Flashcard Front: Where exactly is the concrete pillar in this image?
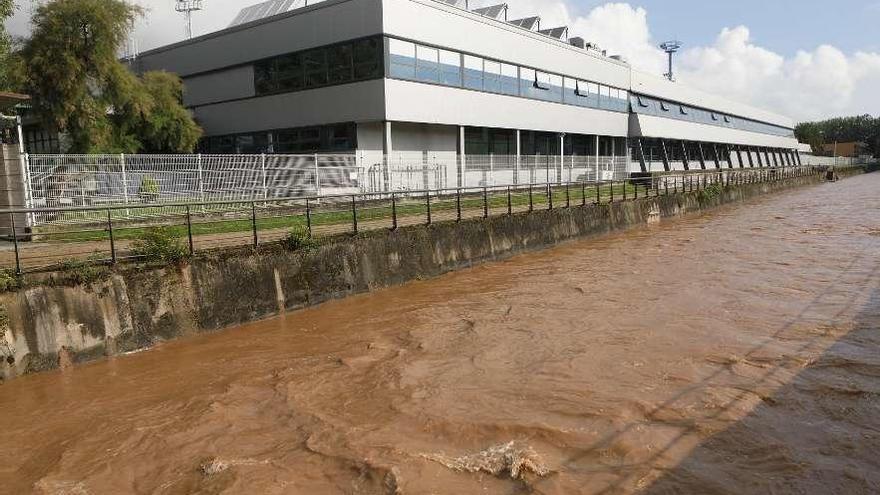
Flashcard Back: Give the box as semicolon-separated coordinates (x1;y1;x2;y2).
610;137;616;179
558;133;565;183
383;121;393;191
595;135;600;181
515;129;521;185
457;125;465;188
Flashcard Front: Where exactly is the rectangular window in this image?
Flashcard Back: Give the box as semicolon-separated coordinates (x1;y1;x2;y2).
353;37;382;79
327;44;353;84
303;48;328;87
463;55;483;90
389;38;416;79
660;101;670;111
275;54;304;92
439;49;461;86
679;105;688;115
483;60;501;93
519;67;535;97
415;45;440;83
500;63;518;95
534;70;551;90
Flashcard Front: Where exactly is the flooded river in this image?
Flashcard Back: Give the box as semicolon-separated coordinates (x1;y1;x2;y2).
2;173;880;494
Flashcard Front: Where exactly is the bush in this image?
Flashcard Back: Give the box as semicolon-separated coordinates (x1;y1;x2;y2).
56;258;108;286
0;270;20;293
280;225;317;252
138;175;160;203
132;226;189;264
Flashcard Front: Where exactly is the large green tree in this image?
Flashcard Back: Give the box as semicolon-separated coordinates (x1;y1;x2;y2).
0;0;15;90
22;0;201;153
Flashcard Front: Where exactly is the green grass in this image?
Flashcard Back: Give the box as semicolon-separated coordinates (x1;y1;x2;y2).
36;182;653;244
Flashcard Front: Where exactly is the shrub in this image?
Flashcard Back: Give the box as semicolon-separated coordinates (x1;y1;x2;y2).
280;225;317;252
138;175;160;203
56;258;108;285
698;183;723;202
132;226;189;264
0;270;20;293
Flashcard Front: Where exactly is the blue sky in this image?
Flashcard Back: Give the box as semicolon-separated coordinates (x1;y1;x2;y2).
611;0;880;56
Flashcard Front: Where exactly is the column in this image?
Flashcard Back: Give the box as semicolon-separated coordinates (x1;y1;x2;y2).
595;135;600;181
515;129;521;185
559;133;565;183
457;125;465;188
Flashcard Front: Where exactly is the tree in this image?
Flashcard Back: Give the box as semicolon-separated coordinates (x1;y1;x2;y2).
0;0;14;90
796;115;880;158
21;0;201;153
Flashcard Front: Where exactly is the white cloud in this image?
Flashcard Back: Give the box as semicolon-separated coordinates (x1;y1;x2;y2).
5;0;880;121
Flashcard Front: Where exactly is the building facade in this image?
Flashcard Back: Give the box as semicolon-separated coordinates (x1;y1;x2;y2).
133;0;803;186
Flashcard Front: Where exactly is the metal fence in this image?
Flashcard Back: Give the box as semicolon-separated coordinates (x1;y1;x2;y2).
22;152;631;227
0;165;830;274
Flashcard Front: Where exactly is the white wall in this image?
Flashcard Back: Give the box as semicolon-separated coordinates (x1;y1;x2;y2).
631;114;800;149
383;0;631;90
385;79;629;137
631;71;793;129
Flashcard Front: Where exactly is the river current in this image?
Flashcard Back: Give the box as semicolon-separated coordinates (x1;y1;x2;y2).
2;173;879;494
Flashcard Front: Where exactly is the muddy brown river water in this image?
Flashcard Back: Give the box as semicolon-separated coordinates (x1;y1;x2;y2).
2;173;880;494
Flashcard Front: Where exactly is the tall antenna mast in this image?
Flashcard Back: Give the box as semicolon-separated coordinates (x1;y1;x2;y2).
175;0;204;40
659;40;682;81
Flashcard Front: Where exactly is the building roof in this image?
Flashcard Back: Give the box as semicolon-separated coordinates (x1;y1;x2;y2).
0;92;29;112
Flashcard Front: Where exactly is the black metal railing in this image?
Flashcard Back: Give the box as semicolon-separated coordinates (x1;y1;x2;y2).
0;166;826;274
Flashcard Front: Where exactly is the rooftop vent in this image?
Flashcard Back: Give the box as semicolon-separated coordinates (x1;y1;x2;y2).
472;3;508;20
609;55;629;64
508;16;540;31
538;26;569;40
569;36;585;49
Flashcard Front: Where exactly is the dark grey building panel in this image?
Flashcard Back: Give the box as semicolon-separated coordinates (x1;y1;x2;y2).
136;0;383;77
192;79;386;136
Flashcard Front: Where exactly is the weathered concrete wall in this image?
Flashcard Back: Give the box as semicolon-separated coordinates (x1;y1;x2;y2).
0;168;866;379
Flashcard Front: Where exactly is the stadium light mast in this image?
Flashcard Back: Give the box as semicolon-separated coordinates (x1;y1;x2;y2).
659;40;682;82
175;0;204;40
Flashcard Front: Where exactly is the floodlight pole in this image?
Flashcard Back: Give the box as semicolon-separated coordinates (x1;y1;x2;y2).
660;40;682;82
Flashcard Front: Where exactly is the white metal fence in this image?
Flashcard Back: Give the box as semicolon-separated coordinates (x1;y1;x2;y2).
22;152;630;226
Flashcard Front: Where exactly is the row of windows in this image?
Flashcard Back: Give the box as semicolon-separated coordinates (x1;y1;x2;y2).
199;123;357;154
254;37;383;96
632;94;795;138
464;127;624;156
388;38;630;113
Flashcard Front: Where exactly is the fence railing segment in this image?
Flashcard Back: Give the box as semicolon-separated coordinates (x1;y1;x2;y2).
0;165;834;274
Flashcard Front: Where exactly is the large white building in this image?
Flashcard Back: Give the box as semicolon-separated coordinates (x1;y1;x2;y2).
133;0;803;186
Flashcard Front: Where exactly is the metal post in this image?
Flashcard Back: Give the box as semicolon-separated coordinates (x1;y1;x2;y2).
351;195;358;233
251;202;258;247
507;186;512;215
314;153;322;196
565;182;570;207
391;193;398;230
529;184;534;211
581;182;586;206
260;153;269;199
10;213;20;275
623;179;627;200
306;198;313;237
595;181;600;204
610;180;614;202
185;205;194;255
426;191;432;225
483;187;488;218
120;153;130;205
456;189;462;221
107;210;116;263
547;183;553;210
196;153;206;203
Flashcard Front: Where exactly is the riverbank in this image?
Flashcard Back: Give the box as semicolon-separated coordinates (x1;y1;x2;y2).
0;166;867;379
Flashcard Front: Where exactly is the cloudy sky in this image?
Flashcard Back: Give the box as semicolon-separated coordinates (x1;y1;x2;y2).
6;0;880;122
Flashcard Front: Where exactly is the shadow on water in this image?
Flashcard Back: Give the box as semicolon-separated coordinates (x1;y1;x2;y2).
530;239;880;495
635;280;880;495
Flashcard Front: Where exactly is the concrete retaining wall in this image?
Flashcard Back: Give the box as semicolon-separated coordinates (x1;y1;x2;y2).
0;168;865;379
